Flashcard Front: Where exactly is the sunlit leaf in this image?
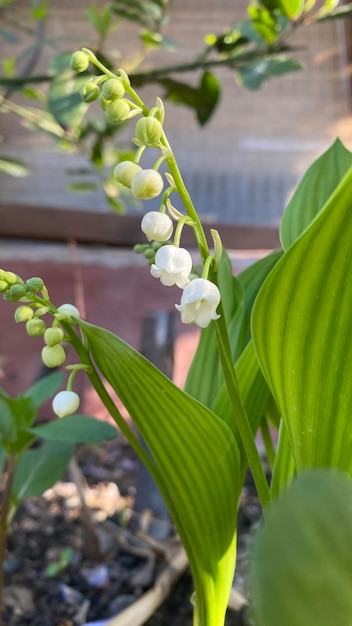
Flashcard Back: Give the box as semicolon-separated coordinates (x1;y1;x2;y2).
79;319;241;626
48;69;88;130
280;138;352;249
252;470;352;626
252;165;352;473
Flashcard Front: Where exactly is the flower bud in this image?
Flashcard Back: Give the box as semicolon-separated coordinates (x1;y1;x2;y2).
0;281;8;293
113;161;142;188
4;272;17;285
131;169;164;200
26;277;44;293
141;211;173;242
80;82;100;103
44;327;65;347
9;284;27;300
105;99;131;124
56;303;80;323
70;51;89;72
26;318;46;337
102;78;125;101
42;344;66;368
135;117;163;145
15;305;34;323
53;390;80;418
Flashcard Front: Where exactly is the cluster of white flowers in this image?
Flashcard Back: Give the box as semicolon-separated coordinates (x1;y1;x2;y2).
141;211;221;328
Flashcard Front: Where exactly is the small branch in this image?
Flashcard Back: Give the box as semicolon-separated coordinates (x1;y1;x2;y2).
104;545;189;626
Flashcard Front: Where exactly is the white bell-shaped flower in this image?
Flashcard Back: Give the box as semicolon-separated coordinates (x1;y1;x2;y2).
53;390;80;418
131;169;164;199
141;211;173;242
151;245;192;288
175;278;221;328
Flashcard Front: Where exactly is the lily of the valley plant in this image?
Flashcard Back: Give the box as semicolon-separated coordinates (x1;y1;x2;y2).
2;42;352;626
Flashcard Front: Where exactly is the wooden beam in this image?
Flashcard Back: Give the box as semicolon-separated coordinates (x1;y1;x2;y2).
0;204;280;250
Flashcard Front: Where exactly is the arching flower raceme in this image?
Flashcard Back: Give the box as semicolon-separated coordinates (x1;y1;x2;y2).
151;246;192;288
175;278;221;328
141;211;173;242
53;390;80;418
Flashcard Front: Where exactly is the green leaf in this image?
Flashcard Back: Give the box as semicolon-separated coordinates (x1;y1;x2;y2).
252;470;352;626
30;414;117;443
23;372;64;410
48;69;88;130
316;2;352;20
158;70;221;126
276;0;305;18
79;319;241;626
248;5;279;44
252;164;352;473
0;157;29;177
280;138;352;249
236;54;302;90
12;440;74;500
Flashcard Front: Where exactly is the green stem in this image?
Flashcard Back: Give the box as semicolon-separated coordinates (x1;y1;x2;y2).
63;325;158;480
213;295;271;510
0;456;17;626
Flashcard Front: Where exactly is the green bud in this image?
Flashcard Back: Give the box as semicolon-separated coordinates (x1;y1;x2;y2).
15;305;34;323
35;306;49;317
135;117;163;146
105;99;131;124
131;169;164;200
26;277;44;293
0;280;9;293
4;271;17;285
80;82;100;103
113;161;142;188
102;78;125;101
42;344;66;368
44;327;65;347
26;318;46;337
9;284;27;300
70;51;89;73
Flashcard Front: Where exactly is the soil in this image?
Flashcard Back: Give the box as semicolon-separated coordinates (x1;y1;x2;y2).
1;437;262;626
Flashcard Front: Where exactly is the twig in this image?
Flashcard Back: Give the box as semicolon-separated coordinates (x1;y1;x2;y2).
104;545;189;626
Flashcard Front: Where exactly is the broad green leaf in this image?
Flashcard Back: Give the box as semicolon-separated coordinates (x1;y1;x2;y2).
252;165;352;473
12;440;74;500
23;371;64;410
280;138;352;249
0;157;29;177
157;70;221;126
30;414;117;443
236;54;302;90
79;319;241;626
252;470;352;626
48;69;88;130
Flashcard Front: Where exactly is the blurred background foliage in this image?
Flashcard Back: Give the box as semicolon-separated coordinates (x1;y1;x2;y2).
0;0;351;213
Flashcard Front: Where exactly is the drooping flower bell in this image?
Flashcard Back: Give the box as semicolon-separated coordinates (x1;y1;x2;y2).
151;245;192;288
175;278;221;328
141;211;173;242
52;390;80;418
131;169;164;200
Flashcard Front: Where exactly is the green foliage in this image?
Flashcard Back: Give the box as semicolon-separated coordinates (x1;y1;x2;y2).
252;470;352;626
0;156;29;177
79;319;241;626
236;55;302;90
